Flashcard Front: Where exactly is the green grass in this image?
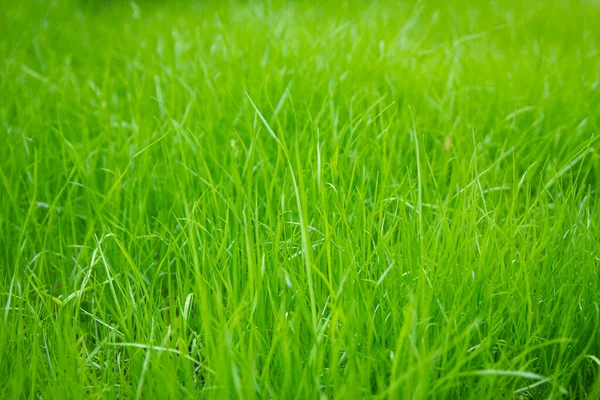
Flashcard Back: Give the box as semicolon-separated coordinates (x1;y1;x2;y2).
1;0;600;398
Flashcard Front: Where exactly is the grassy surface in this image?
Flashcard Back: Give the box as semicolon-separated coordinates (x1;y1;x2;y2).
1;0;600;398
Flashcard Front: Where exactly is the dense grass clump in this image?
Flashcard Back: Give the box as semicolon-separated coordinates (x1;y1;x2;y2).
1;0;599;398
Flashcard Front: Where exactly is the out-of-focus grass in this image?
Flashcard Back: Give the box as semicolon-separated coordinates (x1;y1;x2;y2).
1;0;599;398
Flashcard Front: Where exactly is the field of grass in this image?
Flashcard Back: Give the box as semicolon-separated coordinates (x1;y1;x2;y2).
1;0;600;398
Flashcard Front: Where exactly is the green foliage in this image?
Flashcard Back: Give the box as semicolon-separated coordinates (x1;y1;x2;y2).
1;0;599;398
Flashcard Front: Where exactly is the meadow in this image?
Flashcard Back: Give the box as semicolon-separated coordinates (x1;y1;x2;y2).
1;0;600;398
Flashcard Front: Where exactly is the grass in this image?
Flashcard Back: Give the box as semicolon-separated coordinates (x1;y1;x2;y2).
1;0;599;398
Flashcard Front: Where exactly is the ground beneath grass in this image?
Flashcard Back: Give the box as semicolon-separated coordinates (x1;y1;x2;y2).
1;0;600;398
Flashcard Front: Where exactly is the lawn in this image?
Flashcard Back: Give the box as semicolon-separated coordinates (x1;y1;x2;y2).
1;0;599;398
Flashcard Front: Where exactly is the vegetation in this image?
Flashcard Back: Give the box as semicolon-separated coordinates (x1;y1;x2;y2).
1;0;599;398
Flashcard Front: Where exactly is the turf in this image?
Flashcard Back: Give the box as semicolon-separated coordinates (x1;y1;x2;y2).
1;0;600;398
